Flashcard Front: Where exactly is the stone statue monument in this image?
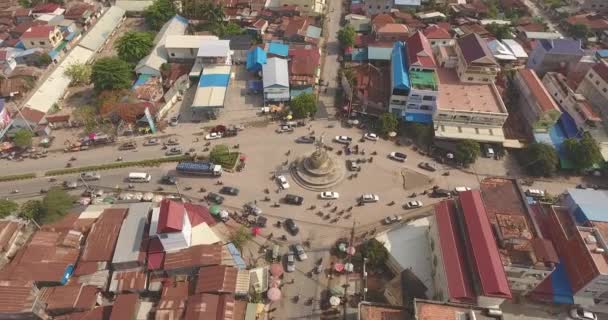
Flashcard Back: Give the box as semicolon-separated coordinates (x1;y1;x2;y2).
292;133;346;190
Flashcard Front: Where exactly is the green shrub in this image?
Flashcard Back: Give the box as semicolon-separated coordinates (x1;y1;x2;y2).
45;155;191;176
0;173;37;182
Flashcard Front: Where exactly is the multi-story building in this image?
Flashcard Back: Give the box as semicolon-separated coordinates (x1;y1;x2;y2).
277;0;325;15
20;25;63;50
581;0;608;13
404;31;438;124
423;25;455;48
513;69;562;134
363;0;393;16
576;62;608;123
434;67;508;143
526;39;584;76
541;189;608;311
454;33;500;84
389;42;411;116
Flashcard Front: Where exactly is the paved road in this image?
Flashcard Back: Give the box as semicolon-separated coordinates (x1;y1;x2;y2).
520;0;563;35
317;0;343;119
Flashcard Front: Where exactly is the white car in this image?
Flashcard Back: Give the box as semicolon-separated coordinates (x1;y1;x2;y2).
526;188;545;198
406;200;423;209
360;194;380;203
143;138;160;146
277;175;290;189
334;136;352;144
454;186;472;193
293;244;308;261
204;132;222;140
276;125;294;133
568;307;597;320
80;172;101;181
364;133;379;141
383;215;402;224
320;191;340;200
389;152;407;162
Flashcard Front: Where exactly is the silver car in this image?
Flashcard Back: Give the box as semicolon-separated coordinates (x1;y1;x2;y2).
286;253;295;272
80;172;101;181
293;244;308;261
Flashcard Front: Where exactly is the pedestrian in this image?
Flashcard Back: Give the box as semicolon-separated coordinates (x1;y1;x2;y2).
254;199;257;205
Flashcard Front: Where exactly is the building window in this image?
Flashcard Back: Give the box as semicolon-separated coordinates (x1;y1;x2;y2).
420;105;431;110
431;41;436;45
377;5;381;9
590;73;594;78
39;41;45;45
467;77;474;81
422;96;435;101
457;126;462;133
482;78;489;82
596;81;600;85
475;128;480;134
368;5;372;8
30;41;34;45
385;5;389;9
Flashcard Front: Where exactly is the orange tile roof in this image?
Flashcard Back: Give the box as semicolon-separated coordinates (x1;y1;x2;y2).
517;69;560;113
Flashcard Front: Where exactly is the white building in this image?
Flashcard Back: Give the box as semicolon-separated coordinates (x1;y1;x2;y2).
135;15;188;76
150;200;192;252
165;35;219;62
263;57;290;102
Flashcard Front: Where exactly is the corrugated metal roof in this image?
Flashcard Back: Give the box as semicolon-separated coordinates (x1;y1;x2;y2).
192;86;227;108
267;42;289;57
112;203;150;267
109;270;148;293
459;190;512;299
263;57;289;88
369;45;393;60
163;244;222;271
42;284;97;313
184;203;216;227
391;42;410;90
136;15;187;75
157;200;183;234
115;0;153;12
184;293;236;320
165;35;218;49
109;293;138;320
0;281;38;314
79;6;125;52
0;221;21;252
196;265;238;294
567;188;608;223
81;209;127;262
196;39;231;57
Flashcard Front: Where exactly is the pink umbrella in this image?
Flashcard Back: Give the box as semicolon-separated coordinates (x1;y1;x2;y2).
334;263;345;272
267;287;281;301
252;227;261;236
270;263;284;277
347;246;356;256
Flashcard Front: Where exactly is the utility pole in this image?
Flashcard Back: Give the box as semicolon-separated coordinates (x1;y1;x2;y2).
342;220;356;320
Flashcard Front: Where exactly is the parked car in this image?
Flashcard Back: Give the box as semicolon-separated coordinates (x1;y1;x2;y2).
276;125;294;133
165;147;182;156
143;138;160;146
320;191;339;199
334;136;352;144
119;142;137;150
165;138;179;146
255;215;267;227
364;133;379;141
285;194;304;205
276;175;290;189
525;189;545;198
63;181;78;189
285;218;299;235
360;194;380;203
80;172;101;181
206;192;225;204
286;253;295;272
405;200;423;209
418;162;436;172
346;159;360;171
293;243;308;260
568;308;597;320
219;186;240;196
160;175;177;185
383;215;402;225
432;188;451;198
389;152;407;162
169;116;179;126
296;135;315;144
205;132;222;140
244;202;263;215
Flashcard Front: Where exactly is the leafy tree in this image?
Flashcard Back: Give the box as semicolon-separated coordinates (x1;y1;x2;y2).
91;57;132;92
65;63;92;86
522;143;559;176
455;139;481;166
41;187;75;223
354;239;388;270
568;23;590;40
0;200;18;218
337;25;356;48
404;122;434;146
377;113;398;136
229;226;252;250
144;0;176;30
563;133;603;170
13;129;33;148
115;31;155;63
486;23;513;40
20;200;43;221
212;22;244;37
290;93;317;118
201;2;225;24
73;105;98;134
37;53;52;66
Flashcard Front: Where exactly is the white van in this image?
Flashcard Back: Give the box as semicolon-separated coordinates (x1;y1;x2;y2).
485;146;495;158
128;172;151;183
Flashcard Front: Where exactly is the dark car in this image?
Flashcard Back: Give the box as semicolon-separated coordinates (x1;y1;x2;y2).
432;188;451;198
418;162;436;172
284;194;304;205
219;186;240;196
160;175;177;185
285;218;300;235
296;135;316;144
255;216;268;228
206;192;225;204
118;142;137;150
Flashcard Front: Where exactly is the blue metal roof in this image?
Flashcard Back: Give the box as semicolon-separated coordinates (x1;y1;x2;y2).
567;188;608;222
539;39;583;55
132;74;152;89
391;42;410;91
226;243;247;270
267;42;289;57
404;112;433;124
550;260;574;304
597;49;608;58
199;74;230;87
351;48;368;61
246;47;267;72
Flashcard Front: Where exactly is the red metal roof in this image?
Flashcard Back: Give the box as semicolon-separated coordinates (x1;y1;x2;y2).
32;3;60;13
185;294;236;320
109;294;138;320
195;265;238;294
157;200;184;234
21;25;55;39
163;244;223;271
81;209;126;262
288;46;320;76
0;281;38;314
423;24;451;39
407;31;436;68
592;61;608;83
459;190;512;299
147;252;165;270
517;69;560;113
184;203;216;227
434;200;476;303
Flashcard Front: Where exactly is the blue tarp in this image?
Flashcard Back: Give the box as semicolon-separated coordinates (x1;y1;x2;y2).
558;112;580;139
247;80;263;92
132;74;152;89
226;243;247;270
551;260;574;304
391;42;410;91
404;112;433;124
351;48;368;61
198;74;230;87
246;47;267;72
268;42;289;57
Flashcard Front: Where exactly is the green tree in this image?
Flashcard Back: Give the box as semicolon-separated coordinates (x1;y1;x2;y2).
37;53;52;66
13;129;33;148
144;0;176;30
20;200;43;221
229;226;252;250
404;122;434;146
201;2;225;24
115;31;155;63
337;25;356;48
0;199;18;218
41;187;75;223
290;93;317;119
73;105;98;134
563;133;603;170
377;113;398;136
486;23;513;40
455;139;481;166
213;22;244;37
65;63;92;86
522;142;559;176
91;57;132;92
568;23;590;40
355;239;388;270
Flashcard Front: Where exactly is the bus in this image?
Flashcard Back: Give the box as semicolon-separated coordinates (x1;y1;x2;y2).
128;172;151;183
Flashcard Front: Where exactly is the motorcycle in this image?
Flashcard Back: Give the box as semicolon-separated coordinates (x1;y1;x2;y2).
116;157;123;162
216;180;223;185
410;192;417;198
443;171;450;176
272;203;280;208
66;163;72;168
128;184;134;189
184;186;192;191
199;187;206;192
69;157;76;161
276;221;282;228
